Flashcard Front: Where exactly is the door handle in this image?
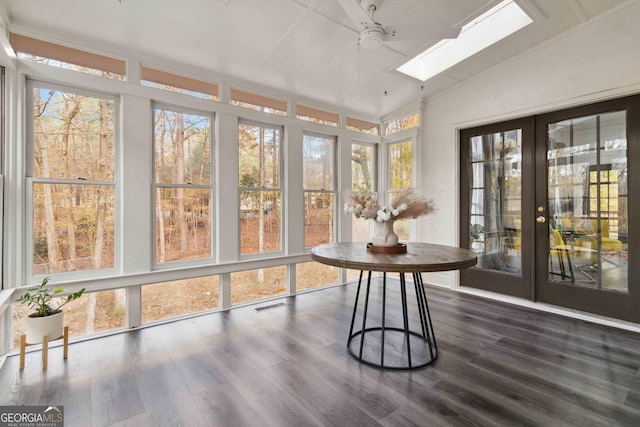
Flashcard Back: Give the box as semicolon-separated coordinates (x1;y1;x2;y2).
536;215;546;223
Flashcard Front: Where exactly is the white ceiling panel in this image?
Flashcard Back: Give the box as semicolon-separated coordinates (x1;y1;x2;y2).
258;11;357;92
1;0;633;118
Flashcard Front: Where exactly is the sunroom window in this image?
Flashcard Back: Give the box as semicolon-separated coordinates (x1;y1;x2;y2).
388;139;413;241
28;82;117;275
153;106;213;264
303;133;336;249
239;121;282;255
351;142;377;242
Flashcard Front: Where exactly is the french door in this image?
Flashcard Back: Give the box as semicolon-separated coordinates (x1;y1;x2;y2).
461;95;639;322
460;118;535;299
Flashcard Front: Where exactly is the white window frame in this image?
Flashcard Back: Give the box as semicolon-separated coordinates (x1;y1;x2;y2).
348;140;378;243
25;79;120;282
383;129;420;241
302;131;337;251
238;118;284;260
0;67;4;290
152;102;215;269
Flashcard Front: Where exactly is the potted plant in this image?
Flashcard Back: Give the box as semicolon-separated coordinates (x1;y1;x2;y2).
469;223;484;251
16;277;85;344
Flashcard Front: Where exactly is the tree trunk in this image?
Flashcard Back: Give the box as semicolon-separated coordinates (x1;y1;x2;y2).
84;292;96;334
111;289;126;318
93;99;110;269
352;147;372;192
61;97;81;270
32;91;60;271
156;188;166;262
176;113;188;255
65;187;77;269
156;112;167;262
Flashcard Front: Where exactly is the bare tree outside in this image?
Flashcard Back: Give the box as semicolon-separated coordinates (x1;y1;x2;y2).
154;108;212;263
32;86;116;275
303;134;335;248
388;140;413;240
239;123;281;256
351;143;377;243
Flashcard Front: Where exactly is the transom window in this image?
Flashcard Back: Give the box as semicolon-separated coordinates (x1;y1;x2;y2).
296;105;338;127
383;113;420;136
347;117;379;135
232;89;287;116
142;67;219;101
13;34;126;81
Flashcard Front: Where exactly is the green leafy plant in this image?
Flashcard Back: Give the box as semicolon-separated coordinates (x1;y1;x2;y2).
469;223;484;241
16;277;85;317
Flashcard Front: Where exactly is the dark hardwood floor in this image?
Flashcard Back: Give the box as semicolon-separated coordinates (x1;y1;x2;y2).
1;278;639;426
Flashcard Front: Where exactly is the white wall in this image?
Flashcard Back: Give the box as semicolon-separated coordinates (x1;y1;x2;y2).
419;1;640;288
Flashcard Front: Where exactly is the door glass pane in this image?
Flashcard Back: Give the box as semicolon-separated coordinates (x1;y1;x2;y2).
468;130;522;274
547;111;628;292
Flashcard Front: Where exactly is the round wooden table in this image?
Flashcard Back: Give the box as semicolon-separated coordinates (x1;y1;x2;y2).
311;242;477;370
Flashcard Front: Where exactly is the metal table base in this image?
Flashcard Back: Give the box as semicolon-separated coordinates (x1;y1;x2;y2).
347;271;438;370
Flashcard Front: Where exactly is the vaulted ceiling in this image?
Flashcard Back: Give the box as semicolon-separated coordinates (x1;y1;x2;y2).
1;0;632;118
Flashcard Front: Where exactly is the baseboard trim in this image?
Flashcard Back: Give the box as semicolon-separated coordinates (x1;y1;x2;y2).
455;285;640;333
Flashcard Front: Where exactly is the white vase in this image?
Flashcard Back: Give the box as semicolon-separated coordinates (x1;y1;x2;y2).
25;310;64;344
371;220;399;247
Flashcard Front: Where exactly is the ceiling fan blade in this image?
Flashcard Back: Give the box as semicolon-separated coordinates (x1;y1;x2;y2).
335;0;375;28
385;25;461;42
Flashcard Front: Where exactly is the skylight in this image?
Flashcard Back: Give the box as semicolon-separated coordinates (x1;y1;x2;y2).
396;0;533;81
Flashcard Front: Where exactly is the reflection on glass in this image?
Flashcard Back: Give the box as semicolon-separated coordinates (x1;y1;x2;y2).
468;129;522;275
547;111;628;292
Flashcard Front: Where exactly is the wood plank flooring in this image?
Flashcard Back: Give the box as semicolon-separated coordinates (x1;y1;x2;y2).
1;278;639;426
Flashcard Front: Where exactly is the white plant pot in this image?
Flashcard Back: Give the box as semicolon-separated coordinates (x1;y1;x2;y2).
25;310;64;344
371;220;399;247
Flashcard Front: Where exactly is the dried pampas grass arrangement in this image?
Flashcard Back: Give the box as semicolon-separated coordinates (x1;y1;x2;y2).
388;189;435;220
344;189;435;222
